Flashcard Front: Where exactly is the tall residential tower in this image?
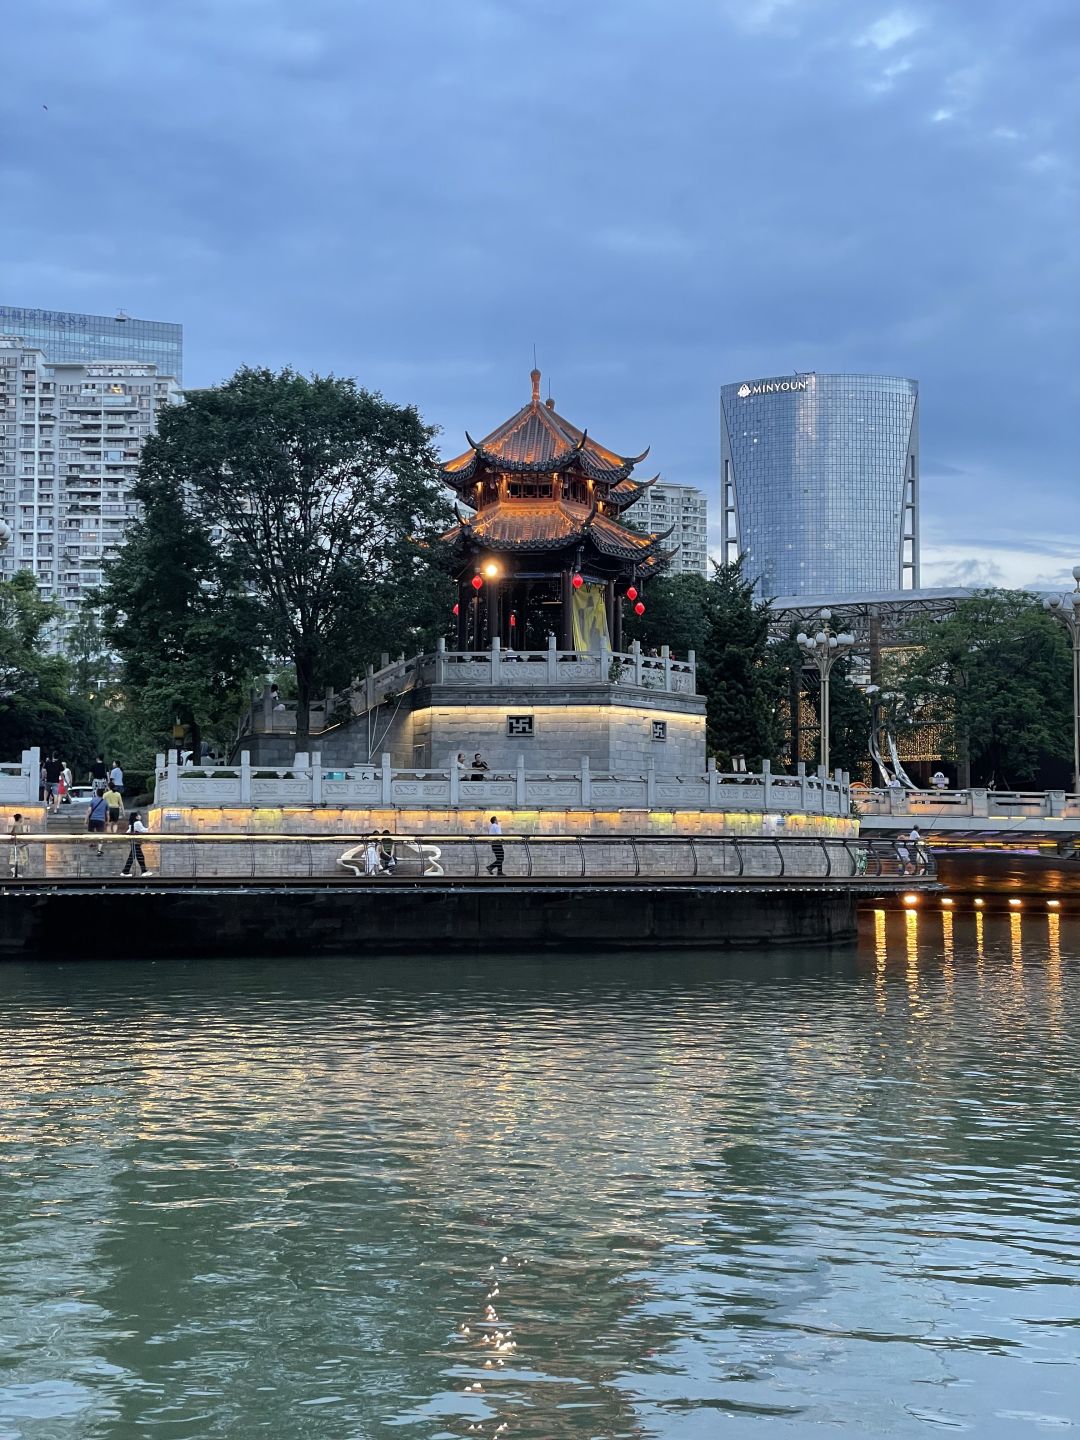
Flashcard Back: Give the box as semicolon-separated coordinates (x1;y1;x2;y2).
0;339;180;637
720;372;918;597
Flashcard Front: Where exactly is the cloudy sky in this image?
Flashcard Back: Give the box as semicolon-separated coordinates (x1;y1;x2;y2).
2;0;1077;587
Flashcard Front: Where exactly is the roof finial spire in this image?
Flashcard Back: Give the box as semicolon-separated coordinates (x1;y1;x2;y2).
530;345;541;404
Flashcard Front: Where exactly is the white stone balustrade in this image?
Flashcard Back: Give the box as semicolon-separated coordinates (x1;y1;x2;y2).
246;638;697;735
155;751;851;816
0;748;41;805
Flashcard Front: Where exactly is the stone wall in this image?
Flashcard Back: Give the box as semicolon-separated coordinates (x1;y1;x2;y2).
245;684;707;776
0;886;859;958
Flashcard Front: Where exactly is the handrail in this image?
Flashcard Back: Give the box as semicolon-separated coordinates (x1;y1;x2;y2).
2;831;933;886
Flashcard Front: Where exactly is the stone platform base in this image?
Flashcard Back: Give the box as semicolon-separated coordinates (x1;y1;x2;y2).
0;881;858;957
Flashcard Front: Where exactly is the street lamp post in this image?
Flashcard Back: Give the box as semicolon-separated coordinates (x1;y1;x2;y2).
796;609;856;775
1044;565;1080;792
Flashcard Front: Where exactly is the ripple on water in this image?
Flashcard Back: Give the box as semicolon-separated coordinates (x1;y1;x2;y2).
0;930;1076;1437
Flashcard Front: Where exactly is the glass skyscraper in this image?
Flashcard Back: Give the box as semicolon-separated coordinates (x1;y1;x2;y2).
0;305;182;383
720;372;918;597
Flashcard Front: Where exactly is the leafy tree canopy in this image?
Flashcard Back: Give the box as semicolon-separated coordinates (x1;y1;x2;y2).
889;589;1072;787
0;571;98;767
141;367;454;747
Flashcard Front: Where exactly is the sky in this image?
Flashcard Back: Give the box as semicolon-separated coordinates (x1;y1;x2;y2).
2;0;1078;589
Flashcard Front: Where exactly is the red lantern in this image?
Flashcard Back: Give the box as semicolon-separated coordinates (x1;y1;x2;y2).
634;601;646;616
571;572;584;590
626;585;638;601
452;602;459;616
509;613;517;628
471;574;483;591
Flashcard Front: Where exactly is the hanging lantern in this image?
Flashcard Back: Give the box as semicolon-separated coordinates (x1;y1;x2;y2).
471;574;484;591
452;602;459;616
571;572;584;590
509;612;517;628
626;585;638;601
634;601;646;616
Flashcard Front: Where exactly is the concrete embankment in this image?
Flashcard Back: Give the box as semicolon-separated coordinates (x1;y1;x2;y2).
0;880;860;958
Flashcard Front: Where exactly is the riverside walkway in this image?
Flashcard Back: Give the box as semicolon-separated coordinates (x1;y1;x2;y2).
0;834;935;959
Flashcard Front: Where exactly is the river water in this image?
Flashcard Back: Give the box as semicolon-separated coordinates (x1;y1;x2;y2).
0;910;1078;1439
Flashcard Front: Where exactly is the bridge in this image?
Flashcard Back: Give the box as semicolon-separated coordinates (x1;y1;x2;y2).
857;787;1080;837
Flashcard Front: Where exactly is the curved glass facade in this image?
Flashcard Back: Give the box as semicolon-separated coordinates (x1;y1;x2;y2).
720;372;918;597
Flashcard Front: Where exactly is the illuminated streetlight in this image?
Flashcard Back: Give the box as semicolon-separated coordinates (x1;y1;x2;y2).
796;609;856;774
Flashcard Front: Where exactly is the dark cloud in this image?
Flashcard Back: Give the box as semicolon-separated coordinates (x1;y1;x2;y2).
2;0;1078;568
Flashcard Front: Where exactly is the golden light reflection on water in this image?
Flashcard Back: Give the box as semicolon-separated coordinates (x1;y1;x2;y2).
941;911;955;1002
1010;912;1024;973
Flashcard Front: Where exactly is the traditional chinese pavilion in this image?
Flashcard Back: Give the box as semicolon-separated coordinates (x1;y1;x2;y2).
441;369;676;651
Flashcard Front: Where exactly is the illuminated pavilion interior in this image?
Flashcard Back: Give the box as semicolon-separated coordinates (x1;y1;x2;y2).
441;369;677;652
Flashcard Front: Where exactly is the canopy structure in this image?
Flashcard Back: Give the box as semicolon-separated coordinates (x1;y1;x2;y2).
441;369;676;650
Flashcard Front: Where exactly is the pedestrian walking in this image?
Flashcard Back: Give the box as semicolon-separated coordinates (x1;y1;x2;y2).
102;781;125;836
120;812;152;877
485;815;505;876
89;755;108;789
8;813;28;878
86;789;110;856
907;825;925;875
109;760;124;796
379;830;397;874
363;833;380;877
44;755;62;812
471;752;489;782
39;760;48;803
60;760;73;803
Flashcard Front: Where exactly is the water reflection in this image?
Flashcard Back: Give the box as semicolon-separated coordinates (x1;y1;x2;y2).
0;926;1076;1437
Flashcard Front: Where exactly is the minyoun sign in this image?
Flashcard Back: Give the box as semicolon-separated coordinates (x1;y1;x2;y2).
736;378;810;397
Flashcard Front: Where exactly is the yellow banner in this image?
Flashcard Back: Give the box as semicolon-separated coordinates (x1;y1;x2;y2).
572;584;609;650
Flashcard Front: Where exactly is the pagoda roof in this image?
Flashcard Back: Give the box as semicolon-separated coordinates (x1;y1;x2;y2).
441;370;649;490
443;498;675;566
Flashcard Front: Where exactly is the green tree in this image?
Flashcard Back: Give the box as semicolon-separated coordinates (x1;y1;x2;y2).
698;559;782;765
146;367;453;748
623;572;708;657
97;463;265;763
0;571;98;766
891;589;1071;787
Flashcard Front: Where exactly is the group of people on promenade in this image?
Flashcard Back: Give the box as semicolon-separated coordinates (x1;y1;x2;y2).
357;818;505;878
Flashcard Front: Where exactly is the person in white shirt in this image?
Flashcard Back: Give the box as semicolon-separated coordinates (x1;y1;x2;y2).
485;816;505;876
906;825;925;875
109;761;124;796
121;812;152;877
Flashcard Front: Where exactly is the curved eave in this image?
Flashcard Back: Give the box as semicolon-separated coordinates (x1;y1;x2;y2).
607;473;660;509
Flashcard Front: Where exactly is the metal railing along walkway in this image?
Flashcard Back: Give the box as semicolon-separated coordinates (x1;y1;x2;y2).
3;833;934;887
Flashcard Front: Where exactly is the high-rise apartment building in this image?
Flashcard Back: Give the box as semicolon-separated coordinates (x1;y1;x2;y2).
0;305;183;384
720;372;918;597
0;338;180;637
628;482;709;577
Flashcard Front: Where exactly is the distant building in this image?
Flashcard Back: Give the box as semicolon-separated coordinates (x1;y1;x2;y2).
0;304;183;385
720;372;918;597
628;482;709;577
0;337;180;640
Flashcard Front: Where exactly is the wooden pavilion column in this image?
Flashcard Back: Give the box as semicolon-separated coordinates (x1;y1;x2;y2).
604;580;615;648
456;579;468;649
560;569;573;650
613;587;623;652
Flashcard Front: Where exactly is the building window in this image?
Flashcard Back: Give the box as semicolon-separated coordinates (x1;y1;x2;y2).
507;714;534;737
